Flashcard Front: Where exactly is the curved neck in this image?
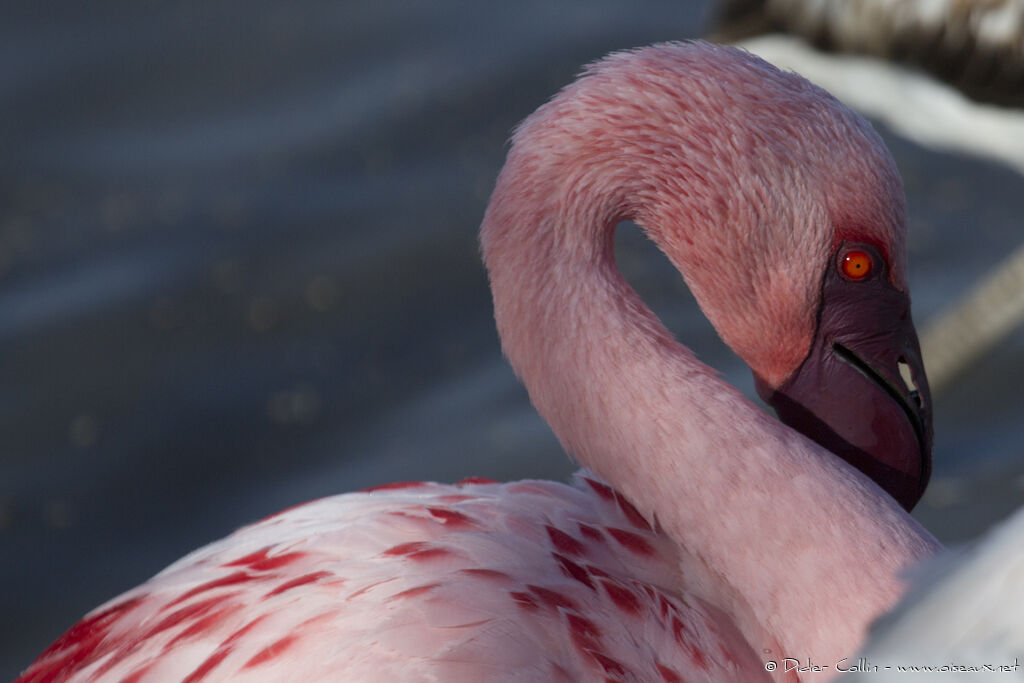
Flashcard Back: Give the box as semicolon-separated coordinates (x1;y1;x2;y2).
480;145;939;672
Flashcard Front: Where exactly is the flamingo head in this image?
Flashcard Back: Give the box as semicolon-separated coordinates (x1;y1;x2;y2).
752;242;932;512
590;44;933;509
493;43;932;509
662;45;934;510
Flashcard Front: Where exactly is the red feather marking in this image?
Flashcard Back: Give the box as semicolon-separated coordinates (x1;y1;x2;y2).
223;615;270;646
243;634;299;669
389;583;441;601
360;481;429;493
585;564;611;579
426;507;478;528
545;525;587;556
455;476;498;486
383;510;426;523
166;571;257;607
577;523;605;542
605;527;655;555
382;541;433;556
509;591;540;611
588;651;627;677
182;645;234;683
165;603;243;648
687;642;710;671
599;579;642;616
388;546;449;562
246;551;307;572
568;628;598;653
33;596;144;665
460;568;511;581
406;546;454;561
121;662;156;683
224;548;272;568
527;585;577;611
34;594;238;680
91;595;243;679
15;598;147;683
582;477;614;501
148;594;239;639
264;571;332;597
657;663;685;683
612;491;653;531
436;494;475;504
659;594;674;620
552;552;595;590
565;612;603;651
671;616;687;644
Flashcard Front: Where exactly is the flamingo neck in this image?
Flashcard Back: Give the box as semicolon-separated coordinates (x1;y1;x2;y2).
480;145;939;672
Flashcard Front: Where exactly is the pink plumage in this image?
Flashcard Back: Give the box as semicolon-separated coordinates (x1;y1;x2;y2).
19;476;766;682
17;42;941;682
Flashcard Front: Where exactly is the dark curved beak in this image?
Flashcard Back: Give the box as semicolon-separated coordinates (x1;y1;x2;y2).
755;266;933;511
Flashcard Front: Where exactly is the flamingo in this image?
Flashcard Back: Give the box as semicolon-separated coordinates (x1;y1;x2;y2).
16;42;941;682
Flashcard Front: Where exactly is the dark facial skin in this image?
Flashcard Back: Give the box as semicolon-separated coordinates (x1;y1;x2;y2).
756;242;932;510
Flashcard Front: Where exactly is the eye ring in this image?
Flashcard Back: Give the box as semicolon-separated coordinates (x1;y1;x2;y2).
839;249;874;281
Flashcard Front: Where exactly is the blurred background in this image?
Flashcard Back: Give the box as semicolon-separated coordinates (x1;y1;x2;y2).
2;1;1022;678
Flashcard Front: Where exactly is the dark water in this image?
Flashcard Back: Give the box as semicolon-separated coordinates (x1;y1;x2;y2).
1;2;1022;678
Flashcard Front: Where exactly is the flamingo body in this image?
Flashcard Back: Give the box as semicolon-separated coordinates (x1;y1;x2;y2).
18;42;942;682
19;476;765;682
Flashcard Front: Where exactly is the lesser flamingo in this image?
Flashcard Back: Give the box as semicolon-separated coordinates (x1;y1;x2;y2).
16;42;940;682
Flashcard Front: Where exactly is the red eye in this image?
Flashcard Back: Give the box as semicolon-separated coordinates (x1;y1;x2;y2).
840;250;873;280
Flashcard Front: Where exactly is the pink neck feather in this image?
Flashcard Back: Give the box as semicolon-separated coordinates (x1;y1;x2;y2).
480;42;937;672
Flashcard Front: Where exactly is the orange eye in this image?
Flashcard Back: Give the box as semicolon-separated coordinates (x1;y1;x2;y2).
840;250;873;280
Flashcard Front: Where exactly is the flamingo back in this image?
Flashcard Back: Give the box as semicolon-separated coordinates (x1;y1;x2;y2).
17;475;770;683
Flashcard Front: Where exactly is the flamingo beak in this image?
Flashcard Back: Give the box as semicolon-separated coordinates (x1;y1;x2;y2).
754;261;933;511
